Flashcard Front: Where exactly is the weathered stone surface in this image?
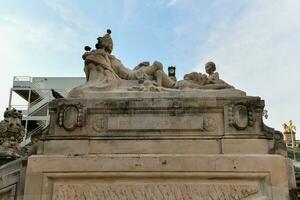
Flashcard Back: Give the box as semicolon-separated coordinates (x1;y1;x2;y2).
107;115;204;131
0;108;26;163
46;91;264;138
52;182;259;200
0;158;27;200
42;139;221;155
222;139;269;154
20;30;296;200
21;89;296;200
24;155;290;200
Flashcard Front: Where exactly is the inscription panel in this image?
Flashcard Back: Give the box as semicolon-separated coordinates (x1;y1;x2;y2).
52;180;263;200
107;115;203;131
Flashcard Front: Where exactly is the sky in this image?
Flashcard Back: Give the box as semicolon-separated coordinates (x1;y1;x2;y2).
0;0;299;136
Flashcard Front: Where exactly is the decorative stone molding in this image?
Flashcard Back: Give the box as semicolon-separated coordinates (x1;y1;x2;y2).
203;117;217;132
228;103;254;130
57;103;86;131
52;182;259;200
92;115;107;132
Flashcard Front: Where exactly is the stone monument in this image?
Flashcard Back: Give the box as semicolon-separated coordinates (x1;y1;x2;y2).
0;108;25;164
0;108;27;200
22;30;296;199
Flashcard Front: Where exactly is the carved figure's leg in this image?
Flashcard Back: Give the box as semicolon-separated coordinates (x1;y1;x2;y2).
144;61;164;86
145;61;175;87
161;73;175;88
155;70;163;87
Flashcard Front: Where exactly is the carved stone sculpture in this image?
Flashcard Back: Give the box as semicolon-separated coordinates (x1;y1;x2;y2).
21;30;296;200
174;61;233;90
68;30;235;97
68;30;175;97
0;108;25;162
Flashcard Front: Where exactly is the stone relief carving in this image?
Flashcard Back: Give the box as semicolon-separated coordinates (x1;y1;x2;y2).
203;117;217;132
228;103;254;130
52;182;260;200
0;108;25;159
264;124;287;157
57;103;85;131
92;115;107;132
174;62;233;90
68;30;234;98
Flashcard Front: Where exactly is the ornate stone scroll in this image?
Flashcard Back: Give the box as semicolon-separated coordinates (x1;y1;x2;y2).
57;103;85;131
228;103;254;130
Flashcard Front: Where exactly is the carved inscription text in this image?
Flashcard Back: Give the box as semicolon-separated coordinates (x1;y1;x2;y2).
52;182;259;200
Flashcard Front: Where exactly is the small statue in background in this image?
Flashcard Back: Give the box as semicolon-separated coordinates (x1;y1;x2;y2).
0;108;25;160
205;61;220;83
282;120;297;148
175;61;233;89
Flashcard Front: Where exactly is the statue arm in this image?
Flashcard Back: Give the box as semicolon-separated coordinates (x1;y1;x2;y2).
109;55;132;79
207;72;220;84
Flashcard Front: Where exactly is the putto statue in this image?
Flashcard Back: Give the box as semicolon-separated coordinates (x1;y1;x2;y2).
0;108;25;159
175;61;233;89
69;29;232;97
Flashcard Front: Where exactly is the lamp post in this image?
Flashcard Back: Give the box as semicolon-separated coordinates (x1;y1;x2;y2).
168;66;176;81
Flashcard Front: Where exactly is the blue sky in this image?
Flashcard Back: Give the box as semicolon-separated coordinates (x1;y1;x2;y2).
0;0;300;134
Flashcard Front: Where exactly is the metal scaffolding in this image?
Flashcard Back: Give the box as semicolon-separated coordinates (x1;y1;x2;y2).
8;76;85;145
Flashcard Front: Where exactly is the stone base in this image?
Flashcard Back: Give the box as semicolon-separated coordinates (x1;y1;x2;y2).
24;154;291;200
0;158;27;200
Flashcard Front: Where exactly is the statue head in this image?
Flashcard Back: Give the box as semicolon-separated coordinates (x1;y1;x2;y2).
0;108;25;145
4;108;22;121
205;61;216;75
96;29;113;54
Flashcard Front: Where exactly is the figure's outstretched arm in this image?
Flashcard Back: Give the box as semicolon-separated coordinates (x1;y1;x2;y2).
109;55;132;79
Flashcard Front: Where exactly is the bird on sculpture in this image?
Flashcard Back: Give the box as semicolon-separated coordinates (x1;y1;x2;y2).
51;89;64;99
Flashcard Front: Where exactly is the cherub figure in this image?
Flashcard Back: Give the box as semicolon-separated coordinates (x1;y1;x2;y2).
205;61;219;83
174;61;233;89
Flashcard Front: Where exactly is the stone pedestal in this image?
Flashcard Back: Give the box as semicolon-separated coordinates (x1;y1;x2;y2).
25;155;291;200
0;158;27;200
23;91;296;199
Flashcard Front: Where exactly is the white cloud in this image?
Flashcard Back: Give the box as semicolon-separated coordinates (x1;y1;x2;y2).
1;15;79;52
122;0;138;25
0;14;83;117
168;0;178;7
43;0;97;32
0;28;17;114
195;0;300;134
